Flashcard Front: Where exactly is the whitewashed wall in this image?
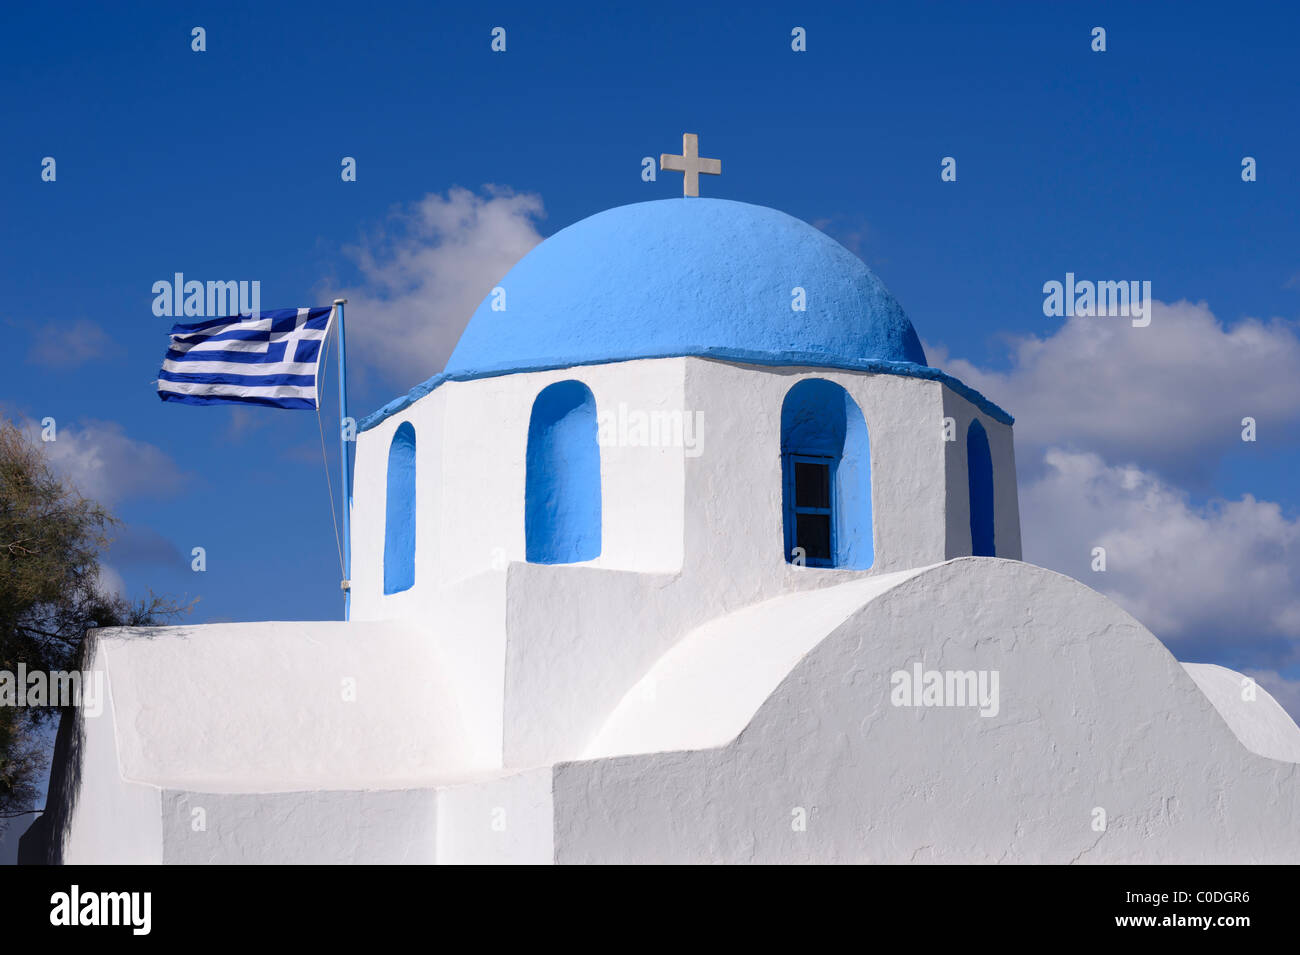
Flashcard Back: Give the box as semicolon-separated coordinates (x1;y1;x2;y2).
350;358;1025;768
552;559;1300;863
351;357;1019;614
61;637;161;864
942;386;1022;560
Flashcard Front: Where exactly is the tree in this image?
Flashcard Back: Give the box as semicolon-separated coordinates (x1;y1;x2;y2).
0;418;190;819
0;706;43;819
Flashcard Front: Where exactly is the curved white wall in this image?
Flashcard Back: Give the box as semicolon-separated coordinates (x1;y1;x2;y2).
552;559;1300;863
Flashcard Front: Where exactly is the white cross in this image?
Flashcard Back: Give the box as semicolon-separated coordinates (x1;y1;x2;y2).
660;133;721;197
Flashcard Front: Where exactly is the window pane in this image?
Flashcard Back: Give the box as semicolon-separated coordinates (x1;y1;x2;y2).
794;461;830;509
796;513;832;561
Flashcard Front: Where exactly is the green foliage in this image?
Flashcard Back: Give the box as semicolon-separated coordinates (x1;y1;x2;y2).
0;705;43;821
0;418;191;816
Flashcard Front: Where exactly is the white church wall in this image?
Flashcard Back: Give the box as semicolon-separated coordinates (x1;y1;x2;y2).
494;355;952;768
160;788;438;864
476;358;992;769
347;410;518;767
425;569;509;765
994;434;1021;559
986;414;1022;561
551;559;1300;863
582;569;931;760
502;564;695;766
350;359;689;622
62;638;162;864
941;389;1023;560
349;386;447;620
1181;662;1300;763
347;357;1021;774
90;621;483;790
435;767;554;864
577;360;688;574
352;356;993;618
437;360;687;580
680;360;951;592
837;368;950;572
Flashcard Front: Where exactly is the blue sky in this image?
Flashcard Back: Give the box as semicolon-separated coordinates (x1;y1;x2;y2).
3;1;1299;709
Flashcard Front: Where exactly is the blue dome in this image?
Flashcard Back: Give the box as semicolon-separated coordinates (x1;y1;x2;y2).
443;198;929;377
360;199;1014;430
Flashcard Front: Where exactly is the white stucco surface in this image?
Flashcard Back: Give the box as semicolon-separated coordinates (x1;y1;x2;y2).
91;620;483;790
553;559;1300;863
161;788;438;864
343;357;1024;771
43;555;1300;863
942;385;1021;560
349;357;1021;627
1182;662;1300;763
61;635;162;865
584;568;929;759
435;768;553;864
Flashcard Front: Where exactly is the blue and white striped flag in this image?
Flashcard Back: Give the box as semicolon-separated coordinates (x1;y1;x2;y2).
157;307;334;409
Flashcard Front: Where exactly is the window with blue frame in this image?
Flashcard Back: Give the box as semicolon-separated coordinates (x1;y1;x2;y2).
785;453;836;566
780;379;873;569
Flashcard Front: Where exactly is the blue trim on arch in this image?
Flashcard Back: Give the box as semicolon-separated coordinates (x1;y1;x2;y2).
525;380;602;564
967;419;996;557
383;422;417;594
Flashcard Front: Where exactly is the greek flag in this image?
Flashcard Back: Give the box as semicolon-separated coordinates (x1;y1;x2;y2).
157;307;334;409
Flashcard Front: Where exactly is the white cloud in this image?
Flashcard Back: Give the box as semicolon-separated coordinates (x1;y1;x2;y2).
95;563;126;599
1021;448;1300;665
931;301;1300;719
220;407;268;443
21;417;186;506
333;186;545;390
26;318;123;368
928;300;1300;481
5;416;185;617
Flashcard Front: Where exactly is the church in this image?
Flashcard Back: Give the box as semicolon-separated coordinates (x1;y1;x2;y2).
28;150;1300;863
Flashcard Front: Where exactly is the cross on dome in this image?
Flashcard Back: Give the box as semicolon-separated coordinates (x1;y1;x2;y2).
660;133;721;197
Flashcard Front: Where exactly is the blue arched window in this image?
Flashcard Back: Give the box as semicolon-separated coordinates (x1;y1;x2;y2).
526;380;601;564
967;419;996;557
780;379;873;569
383;422;417;594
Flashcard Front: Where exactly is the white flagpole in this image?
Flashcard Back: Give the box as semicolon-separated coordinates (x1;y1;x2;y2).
334;298;352;620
